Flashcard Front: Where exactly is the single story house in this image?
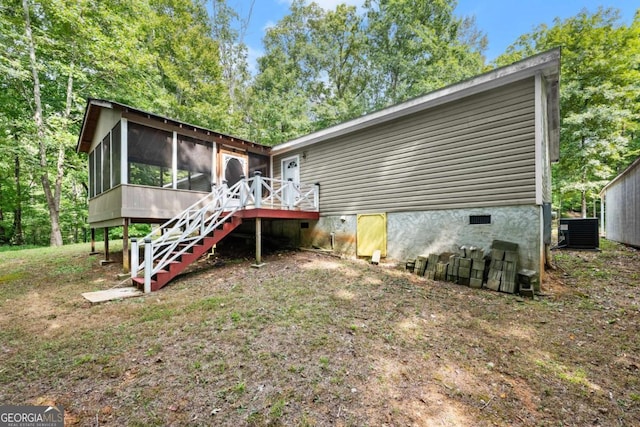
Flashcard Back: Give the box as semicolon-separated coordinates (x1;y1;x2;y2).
599;156;640;247
77;48;560;290
271;48;560;279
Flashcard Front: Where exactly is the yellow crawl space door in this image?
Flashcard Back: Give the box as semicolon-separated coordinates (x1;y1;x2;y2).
356;213;387;257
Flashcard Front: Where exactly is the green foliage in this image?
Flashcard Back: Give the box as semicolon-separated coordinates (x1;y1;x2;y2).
0;0;230;247
4;0;636;248
495;8;640;216
364;0;486;107
249;0;486;145
210;0;252;134
106;224;151;240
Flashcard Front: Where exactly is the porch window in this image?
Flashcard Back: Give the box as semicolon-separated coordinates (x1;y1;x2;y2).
89;122;122;198
102;134;110;191
95;141;102;194
176;134;212;191
249;153;269;177
112;122;121;187
89;151;95;197
127;122;172;188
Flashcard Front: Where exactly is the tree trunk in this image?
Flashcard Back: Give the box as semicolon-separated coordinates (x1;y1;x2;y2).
13;154;23;245
580;136;587;218
0;183;4;244
22;0;63;246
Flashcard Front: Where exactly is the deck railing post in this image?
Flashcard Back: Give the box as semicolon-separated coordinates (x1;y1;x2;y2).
144;237;152;293
239;175;247;208
287;178;295;209
200;207;206;235
131;238;138;278
314;183;320;211
253;171;262;209
222;180;228;206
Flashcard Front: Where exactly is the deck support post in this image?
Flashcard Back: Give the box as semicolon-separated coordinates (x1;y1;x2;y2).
144;237;152;293
251;217;265;268
104;227;109;260
222;180;228;205
89;228;99;255
131;238;138;278
100;227;114;265
122;218;130;273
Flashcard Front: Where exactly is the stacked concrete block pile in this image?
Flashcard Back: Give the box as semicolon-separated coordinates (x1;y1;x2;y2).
423;254;439;279
486;240;519;293
446;246;485;287
517;269;539;297
406;239;533;296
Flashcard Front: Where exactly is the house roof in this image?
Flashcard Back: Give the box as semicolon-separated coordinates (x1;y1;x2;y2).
599;155;640;197
76;98;270;154
272;48;561;156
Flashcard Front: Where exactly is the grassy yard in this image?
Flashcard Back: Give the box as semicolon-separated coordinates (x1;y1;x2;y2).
0;240;639;426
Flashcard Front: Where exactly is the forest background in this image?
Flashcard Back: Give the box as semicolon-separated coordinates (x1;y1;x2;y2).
0;0;638;247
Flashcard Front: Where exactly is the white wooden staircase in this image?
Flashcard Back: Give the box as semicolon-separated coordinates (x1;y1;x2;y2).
131;174;319;292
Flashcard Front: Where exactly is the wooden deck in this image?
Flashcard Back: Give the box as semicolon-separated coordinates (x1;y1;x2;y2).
233;208;319;220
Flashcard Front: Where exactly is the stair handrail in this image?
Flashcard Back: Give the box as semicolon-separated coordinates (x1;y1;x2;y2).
134;179;251;281
132;175;319;291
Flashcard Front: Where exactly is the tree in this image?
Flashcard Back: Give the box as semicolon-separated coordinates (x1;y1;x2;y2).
210;0;253;118
250;0;486;145
306;3;369;129
363;0;486;108
144;0;229;131
1;0;230;246
249;0;325;144
495;8;640;217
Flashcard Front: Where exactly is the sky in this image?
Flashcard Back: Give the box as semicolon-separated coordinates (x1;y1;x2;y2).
227;0;638;72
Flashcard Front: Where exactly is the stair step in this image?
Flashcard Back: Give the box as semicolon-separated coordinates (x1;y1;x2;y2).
132;276;158;290
167;260;183;273
175;251;199;263
132;212;242;292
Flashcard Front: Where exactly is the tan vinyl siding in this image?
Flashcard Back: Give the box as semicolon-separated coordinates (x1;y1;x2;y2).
90;108;121;153
274;79;536;216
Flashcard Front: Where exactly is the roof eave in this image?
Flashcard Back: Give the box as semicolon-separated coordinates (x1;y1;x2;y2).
76;98;270;154
600;156;640;196
76;99;114;153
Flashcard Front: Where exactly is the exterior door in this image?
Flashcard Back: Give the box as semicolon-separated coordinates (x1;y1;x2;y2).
357;213;387;257
281;156;300;206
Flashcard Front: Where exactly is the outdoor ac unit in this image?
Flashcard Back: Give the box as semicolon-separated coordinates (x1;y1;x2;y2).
558;218;599;249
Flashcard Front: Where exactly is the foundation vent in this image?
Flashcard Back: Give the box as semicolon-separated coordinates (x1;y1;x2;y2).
469;215;491;225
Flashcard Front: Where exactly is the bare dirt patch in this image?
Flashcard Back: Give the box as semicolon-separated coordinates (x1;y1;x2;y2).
0;240;639;426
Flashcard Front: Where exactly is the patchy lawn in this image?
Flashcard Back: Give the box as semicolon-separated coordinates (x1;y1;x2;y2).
0;240;639;426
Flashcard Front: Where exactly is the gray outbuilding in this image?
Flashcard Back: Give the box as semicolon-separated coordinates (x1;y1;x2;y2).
600;156;640;248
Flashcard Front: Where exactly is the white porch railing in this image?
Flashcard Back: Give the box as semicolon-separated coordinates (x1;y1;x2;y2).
131;173;319;292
